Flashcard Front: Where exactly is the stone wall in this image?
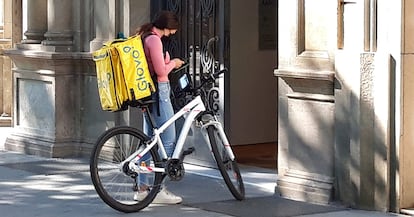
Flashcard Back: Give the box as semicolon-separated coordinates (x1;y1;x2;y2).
4;0;150;157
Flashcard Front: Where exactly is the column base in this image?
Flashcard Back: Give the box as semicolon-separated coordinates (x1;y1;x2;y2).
21;39;43;44
16;43;43;50
42;31;74;52
276;169;334;204
23;31;46;44
41;45;74;52
4;131;83;158
3;48;97;159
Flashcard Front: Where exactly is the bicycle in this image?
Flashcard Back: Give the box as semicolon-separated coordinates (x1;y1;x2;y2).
89;68;245;213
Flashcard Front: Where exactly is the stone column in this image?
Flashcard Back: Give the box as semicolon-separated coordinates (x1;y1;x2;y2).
42;0;73;51
274;0;337;204
90;0;117;51
89;0;150;51
121;0;150;37
22;0;47;44
334;0;394;211
4;0;91;158
3;0;156;158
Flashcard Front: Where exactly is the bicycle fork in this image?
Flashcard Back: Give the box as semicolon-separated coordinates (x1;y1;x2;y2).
201;120;236;161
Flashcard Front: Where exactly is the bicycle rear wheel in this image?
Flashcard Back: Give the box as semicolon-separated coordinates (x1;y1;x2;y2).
207;126;245;200
90;126;163;213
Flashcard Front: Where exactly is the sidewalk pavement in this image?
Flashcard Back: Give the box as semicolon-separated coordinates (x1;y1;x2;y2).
0;127;410;217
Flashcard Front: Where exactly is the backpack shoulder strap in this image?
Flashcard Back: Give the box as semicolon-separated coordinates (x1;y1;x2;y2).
140;31;154;41
140;31;160;116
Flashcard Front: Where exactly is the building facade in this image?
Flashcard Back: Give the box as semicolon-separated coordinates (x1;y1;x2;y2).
1;0;414;214
0;0;15;127
275;0;414;214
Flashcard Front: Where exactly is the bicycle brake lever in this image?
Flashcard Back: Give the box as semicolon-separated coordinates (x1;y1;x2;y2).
213;68;227;78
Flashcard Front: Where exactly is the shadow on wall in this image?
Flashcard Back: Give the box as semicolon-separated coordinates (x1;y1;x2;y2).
277;53;396;210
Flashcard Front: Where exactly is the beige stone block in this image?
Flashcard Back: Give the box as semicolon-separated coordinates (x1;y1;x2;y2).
404;0;414;53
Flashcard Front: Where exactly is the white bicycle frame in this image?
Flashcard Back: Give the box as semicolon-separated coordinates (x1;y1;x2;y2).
122;95;236;174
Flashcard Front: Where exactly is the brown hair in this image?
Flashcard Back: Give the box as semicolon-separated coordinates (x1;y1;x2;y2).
136;11;179;35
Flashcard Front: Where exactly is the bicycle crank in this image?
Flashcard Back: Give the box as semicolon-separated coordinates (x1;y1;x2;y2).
165;159;185;181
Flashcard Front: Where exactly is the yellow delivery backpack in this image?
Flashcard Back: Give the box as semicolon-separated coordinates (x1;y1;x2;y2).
92;35;156;112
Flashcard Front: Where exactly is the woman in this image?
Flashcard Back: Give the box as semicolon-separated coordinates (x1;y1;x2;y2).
134;11;185;204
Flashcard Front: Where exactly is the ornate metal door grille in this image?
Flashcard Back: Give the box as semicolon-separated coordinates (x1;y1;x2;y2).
152;0;228;166
155;0;228;115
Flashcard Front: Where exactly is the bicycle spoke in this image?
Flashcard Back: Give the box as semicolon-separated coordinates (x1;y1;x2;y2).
90;126;163;213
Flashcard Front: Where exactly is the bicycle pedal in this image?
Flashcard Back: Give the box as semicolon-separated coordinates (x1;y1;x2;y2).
182;147;195;156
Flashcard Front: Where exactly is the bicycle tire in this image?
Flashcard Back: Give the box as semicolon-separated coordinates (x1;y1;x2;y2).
90;126;163;213
207;125;245;200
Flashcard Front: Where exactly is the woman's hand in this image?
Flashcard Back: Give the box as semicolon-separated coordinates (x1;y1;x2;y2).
172;58;185;69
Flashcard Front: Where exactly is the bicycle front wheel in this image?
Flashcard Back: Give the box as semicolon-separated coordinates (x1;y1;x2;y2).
90;126;163;213
207;126;245;200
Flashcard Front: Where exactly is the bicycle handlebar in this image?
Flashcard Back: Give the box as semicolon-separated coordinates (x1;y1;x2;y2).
184;68;226;119
192;68;227;91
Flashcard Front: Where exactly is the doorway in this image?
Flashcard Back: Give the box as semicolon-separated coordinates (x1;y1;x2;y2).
153;0;278;170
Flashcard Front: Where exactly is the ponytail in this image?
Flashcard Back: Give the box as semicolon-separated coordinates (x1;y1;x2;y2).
136;23;154;35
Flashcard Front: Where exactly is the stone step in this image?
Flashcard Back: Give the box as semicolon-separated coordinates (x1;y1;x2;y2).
401;208;414;216
0;116;12;127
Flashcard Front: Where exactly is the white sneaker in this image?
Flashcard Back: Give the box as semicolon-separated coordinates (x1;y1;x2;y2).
133;188;182;204
152;188;182;204
133;190;148;201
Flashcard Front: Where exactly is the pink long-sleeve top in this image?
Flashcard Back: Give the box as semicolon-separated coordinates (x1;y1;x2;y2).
143;29;176;82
